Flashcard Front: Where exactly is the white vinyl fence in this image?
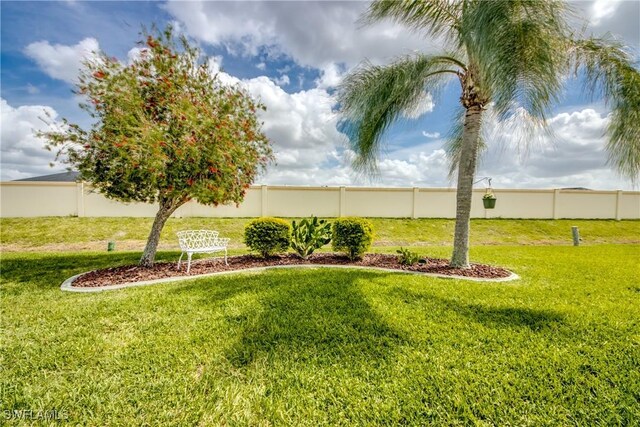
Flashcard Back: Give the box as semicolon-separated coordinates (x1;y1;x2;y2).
1;182;638;219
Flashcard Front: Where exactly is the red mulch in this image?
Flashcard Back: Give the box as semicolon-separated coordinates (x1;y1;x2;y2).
72;253;513;288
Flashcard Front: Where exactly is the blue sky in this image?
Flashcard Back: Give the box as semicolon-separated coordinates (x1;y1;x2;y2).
1;0;639;189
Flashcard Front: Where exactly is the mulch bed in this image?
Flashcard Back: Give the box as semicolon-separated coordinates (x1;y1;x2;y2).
72;253;513;288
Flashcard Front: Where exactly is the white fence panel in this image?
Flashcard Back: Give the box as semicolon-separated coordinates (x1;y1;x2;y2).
1;181;638;219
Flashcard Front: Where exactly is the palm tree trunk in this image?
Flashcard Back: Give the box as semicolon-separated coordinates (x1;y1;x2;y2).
450;105;483;268
139;198;181;267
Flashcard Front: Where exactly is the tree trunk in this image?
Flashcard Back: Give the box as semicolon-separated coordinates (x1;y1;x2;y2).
450;105;484;268
139;198;182;267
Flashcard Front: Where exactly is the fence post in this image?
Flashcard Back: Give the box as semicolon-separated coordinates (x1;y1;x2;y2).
615;190;622;221
76;182;85;217
261;185;268;217
339;186;346;217
552;189;560;219
412;187;419;219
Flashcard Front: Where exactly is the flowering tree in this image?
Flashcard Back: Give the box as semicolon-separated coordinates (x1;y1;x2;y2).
41;27;272;266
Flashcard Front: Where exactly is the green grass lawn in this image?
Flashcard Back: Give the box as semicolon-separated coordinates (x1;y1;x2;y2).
2;242;639;425
1;217;638;251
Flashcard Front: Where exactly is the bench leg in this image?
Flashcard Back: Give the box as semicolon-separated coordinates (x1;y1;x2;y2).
177;252;184;270
224;248;228;265
186;253;193;274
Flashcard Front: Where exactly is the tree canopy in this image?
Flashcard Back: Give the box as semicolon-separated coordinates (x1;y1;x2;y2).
41;26;273;265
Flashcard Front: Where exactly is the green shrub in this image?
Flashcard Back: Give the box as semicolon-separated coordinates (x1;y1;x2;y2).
332;217;374;260
291;216;332;259
244;217;291;257
396;247;420;266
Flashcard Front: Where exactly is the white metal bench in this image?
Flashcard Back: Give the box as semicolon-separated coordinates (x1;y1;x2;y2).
177;230;230;274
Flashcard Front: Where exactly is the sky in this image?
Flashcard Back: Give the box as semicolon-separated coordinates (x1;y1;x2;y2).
1;0;639;190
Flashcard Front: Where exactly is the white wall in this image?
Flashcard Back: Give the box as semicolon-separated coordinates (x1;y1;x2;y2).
266;187;341;217
345;188;414;218
1;182;638;219
0;182;78;217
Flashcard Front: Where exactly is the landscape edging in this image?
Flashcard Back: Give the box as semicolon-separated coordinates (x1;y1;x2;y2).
60;264;520;292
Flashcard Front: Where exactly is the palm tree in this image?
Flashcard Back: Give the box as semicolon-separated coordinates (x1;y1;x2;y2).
338;0;640;268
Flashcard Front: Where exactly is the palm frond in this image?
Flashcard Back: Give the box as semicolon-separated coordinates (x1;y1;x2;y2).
337;54;463;174
445;103;555;182
572;37;640;182
463;0;571;122
363;0;462;44
487;104;552;160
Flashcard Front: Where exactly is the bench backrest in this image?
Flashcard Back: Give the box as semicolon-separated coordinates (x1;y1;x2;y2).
177;230;220;250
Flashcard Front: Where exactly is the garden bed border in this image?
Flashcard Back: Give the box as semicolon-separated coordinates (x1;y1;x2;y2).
61;264;519;292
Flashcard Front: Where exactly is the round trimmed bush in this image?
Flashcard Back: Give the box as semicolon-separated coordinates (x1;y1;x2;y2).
332;217;374;261
244;217;291;257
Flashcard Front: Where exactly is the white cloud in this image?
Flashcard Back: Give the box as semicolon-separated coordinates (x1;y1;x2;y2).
401;93;435;119
590;0;623;26
163;0;436;70
342;107;635;190
242;76;347;173
164;0;639;75
272;74;290;87
205;63;349;184
2;94;633;189
10;21;636;190
24;37;100;84
0;98;65;181
315;63;344;89
261;165;354;186
422;131;441;139
127;47;146;64
160;0;635;189
207;55;224;74
572;0;639;50
477;108;632;190
356;147;452;188
207;56;241;86
8;41;351;185
377;158;422;184
260;147;356;186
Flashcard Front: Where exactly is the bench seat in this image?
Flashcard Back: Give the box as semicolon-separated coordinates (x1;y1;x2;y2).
177;230;230;273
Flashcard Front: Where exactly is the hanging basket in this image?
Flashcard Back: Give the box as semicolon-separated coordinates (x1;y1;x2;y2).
483;197;497;209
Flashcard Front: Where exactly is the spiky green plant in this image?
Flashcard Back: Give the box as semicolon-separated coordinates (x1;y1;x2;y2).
396;247;421;266
291;216;332;259
338;0;640;268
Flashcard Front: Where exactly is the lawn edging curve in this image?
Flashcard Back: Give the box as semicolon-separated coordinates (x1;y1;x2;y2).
61;264;520;292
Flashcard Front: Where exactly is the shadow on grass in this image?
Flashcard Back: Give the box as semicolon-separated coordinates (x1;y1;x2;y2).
388;286;564;331
189;269;410;369
0;251;177;292
169;267;562;373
